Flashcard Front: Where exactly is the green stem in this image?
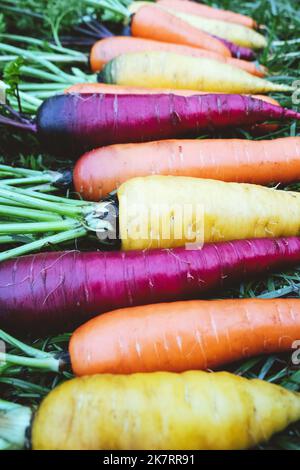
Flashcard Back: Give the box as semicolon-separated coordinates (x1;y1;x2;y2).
18;91;42;107
0;52;87;64
0;220;80;234
0;204;62;221
26;184;58;193
0;43;73;81
19;65;69;84
0;33;86;57
0;164;40;176
10;186;89;207
0;227;87;262
0;377;50;395
9;97;38;114
0;352;59;372
19;83;71;91
25;90;62;99
0;174;57;186
0;171;16;178
0;235;35;244
0;187;85;217
0;196;27;207
0;329;53;359
0;55;18;61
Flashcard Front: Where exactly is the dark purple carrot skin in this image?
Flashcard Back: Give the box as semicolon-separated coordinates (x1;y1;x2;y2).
213;35;256;61
36;93;300;156
1;237;300;335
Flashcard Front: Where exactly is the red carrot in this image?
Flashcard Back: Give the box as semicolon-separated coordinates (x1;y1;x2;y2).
34;93;300;155
2;93;299;156
1;237;300;334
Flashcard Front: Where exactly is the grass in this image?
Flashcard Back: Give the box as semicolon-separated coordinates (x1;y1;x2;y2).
1;0;300;450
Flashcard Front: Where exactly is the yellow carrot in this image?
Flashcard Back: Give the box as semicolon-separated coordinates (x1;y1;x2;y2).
162;9;267;49
32;371;300;450
118;175;300;250
100;51;292;93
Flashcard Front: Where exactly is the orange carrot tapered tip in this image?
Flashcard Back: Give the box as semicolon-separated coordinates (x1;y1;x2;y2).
131;4;232;57
70;298;300;375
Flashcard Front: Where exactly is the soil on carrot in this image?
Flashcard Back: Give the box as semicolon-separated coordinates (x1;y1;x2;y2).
0;0;300;450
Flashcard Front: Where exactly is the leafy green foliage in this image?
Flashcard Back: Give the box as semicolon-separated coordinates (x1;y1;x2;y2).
3;57;23;96
0;0;86;44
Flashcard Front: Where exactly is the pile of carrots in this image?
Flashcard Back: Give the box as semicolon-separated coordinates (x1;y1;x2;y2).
1;0;300;452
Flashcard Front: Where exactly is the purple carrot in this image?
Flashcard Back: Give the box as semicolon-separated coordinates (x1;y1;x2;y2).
213;35;256;61
2;93;300;156
35;93;300;155
1;237;300;335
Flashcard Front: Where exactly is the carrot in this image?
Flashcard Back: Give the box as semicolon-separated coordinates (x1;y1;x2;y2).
157;7;266;49
2;295;300;374
3;371;299;449
3;93;296;156
65;84;280;133
131;4;231;57
214;35;256;61
169;11;266;49
73;137;299;201
2;237;300;334
89;36;267;77
65;83;278;134
131;5;255;60
70;298;300;375
157;0;258;29
117;175;300;251
100;51;292;93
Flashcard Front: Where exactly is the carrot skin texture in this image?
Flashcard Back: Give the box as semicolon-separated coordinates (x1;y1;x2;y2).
131;5;231;57
101;52;288;93
119;176;300;250
90;36;264;76
2;237;300;334
32;371;300;450
212;35;256;61
70;298;300;375
131;5;254;60
74;137;299;201
36;93;300;156
64;86;278;138
157;0;258;29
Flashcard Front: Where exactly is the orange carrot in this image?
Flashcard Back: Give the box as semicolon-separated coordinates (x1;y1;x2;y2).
69;298;300;375
73;136;297;201
131;4;231;57
157;0;258;29
90;36;266;77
